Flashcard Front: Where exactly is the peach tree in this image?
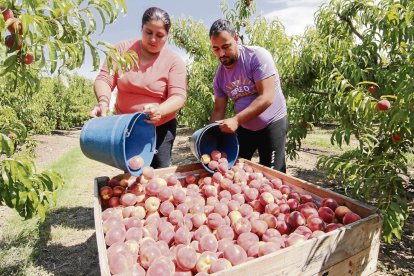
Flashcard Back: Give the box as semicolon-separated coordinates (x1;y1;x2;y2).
280;0;412;242
0;0;136;221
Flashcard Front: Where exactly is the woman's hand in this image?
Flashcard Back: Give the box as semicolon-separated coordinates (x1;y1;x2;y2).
216;117;239;133
143;104;162;124
89;101;109;118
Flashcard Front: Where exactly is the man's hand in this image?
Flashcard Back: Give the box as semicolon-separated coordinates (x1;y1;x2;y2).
217;117;239;133
89;102;109;118
143;104;161;124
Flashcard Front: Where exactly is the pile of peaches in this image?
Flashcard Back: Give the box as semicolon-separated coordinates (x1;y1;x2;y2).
99;161;361;275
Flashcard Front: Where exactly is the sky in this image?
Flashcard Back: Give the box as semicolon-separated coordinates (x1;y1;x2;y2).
75;0;326;79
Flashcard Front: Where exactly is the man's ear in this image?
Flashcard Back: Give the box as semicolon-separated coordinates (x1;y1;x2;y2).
234;35;239;42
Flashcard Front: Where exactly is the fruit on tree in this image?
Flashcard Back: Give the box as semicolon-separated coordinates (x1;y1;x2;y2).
23;52;34;65
391;132;402;143
368;85;378;93
8;18;23;34
376;99;391;111
1;7;14;21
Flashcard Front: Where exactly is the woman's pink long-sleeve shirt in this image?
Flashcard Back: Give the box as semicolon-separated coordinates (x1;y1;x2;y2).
95;39;187;126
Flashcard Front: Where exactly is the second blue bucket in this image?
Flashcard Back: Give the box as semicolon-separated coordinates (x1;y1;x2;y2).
80;112;156;176
190;123;239;173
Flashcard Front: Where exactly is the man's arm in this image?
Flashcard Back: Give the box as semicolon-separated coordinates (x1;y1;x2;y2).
210;97;228;123
220;75;275;133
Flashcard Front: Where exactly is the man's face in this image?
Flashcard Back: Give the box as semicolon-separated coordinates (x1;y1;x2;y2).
210;31;239;68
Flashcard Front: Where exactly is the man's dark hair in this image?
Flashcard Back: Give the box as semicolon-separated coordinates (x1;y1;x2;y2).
142;7;171;33
209;19;236;37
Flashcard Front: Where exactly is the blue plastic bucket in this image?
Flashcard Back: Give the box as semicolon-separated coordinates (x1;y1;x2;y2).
190;123;239;173
80;112;156;176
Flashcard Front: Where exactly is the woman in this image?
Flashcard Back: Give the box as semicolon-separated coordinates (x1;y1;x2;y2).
90;7;187;169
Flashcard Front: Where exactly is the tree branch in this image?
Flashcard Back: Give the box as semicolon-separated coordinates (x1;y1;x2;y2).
338;14;363;41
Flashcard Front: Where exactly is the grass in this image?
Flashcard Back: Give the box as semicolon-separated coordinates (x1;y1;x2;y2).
0;147;97;275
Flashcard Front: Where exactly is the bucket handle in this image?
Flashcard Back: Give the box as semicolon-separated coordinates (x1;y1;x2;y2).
124;113;158;154
125;113;145;138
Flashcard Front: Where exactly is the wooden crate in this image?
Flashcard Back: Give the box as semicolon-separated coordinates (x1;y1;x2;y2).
94;160;382;276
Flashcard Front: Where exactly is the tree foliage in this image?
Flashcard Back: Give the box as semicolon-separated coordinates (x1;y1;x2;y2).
0;0;130;221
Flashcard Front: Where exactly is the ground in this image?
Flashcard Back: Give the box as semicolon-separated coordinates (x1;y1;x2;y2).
1;128;413;275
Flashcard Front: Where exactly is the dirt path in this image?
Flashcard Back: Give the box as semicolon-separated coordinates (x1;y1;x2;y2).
6;128;413;275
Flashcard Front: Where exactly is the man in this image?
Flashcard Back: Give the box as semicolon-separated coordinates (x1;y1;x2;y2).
209;19;288;172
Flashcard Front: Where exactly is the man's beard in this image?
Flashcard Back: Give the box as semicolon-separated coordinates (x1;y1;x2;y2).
220;56;236;67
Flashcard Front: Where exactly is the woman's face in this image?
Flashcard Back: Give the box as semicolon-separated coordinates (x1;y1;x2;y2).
141;19;168;54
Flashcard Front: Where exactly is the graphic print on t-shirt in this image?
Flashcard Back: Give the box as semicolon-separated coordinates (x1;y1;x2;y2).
224;75;257;101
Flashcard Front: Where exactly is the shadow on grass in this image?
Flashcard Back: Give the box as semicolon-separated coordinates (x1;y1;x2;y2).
31;206;99;276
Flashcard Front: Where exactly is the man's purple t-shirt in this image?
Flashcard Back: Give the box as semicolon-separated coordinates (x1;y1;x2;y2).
213;45;287;131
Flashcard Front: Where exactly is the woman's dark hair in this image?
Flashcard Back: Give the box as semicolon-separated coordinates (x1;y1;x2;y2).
142;7;171;33
209;19;236;37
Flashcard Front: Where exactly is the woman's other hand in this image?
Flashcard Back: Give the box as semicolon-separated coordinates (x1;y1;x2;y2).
143;104;161;124
89;102;109;118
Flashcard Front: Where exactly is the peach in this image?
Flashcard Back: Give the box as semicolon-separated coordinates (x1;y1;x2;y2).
259;192;274;206
299;204;318;219
139;245;161;269
201;154;211;164
125;224;143;240
233;217;252;235
120;193;137;207
239;203;253;217
217;239;234;253
105;226;126;246
131;206;146;219
128;155;144;170
108;250;134;275
321;198;339;211
223;244;247;266
251;219;268;237
270;178;283;189
300;194;313;204
143;225;158;240
219;190;232;201
107;241;129;258
318;207;335;223
236;232;259;252
294;225;312;239
147;257;174;276
174;227;191;245
158;228;175;245
286;233;307;247
228;210;242;225
100;186;113;200
112;186;125;197
287;198;299;211
307;216;326;232
215;225;235;241
228;184;242;195
232;193;245;205
279;185;291;195
185;174;197;185
325;223;342;232
173;188;186;205
342;212;361;225
258;242;282;256
228;200;240;212
193;225;211;242
160;200;175;217
207;213;225;230
176;246;197;271
209;258;232;273
264;202;280;216
158;187;172;202
260;213;278;228
196;251;218;273
125;239;140;256
176;203;189;215
210;150;221;161
145;197;160;212
169;210;184;225
200;233;218;252
124;217;142;230
208;160;219;170
335;205;352;222
166;174;179;186
142;166;155;180
276;220;291;235
262;228;282;242
192;212;207;228
203;185;218;197
310;230;326;238
217;162;228;174
244;187;259;202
